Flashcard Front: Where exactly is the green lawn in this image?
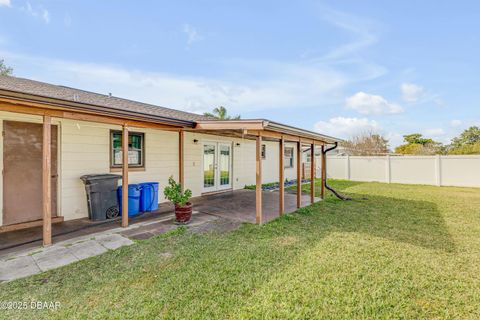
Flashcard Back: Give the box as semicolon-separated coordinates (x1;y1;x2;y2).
2;180;480;319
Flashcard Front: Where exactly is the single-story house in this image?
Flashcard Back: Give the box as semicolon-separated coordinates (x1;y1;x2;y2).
0;75;341;246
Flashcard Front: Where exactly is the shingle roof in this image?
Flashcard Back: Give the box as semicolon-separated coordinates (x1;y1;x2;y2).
0;75;212;122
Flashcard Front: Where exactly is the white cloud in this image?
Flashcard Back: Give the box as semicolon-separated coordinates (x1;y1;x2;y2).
316;8;379;61
314;117;380;139
1;50;350;114
0;0;11;7
450;120;462;127
301;7;387;84
424;128;445;137
345;91;403;115
183;24;202;47
385;132;404;148
401;82;425;103
42;8;50;23
21;2;50;24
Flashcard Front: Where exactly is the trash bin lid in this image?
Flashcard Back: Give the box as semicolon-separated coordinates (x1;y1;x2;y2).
80;174;122;183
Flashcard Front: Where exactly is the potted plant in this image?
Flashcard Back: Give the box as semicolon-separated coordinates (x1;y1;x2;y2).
163;176;193;224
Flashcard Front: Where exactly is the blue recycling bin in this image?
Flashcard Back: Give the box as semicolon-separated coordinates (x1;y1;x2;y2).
139;182;159;212
117;184;141;217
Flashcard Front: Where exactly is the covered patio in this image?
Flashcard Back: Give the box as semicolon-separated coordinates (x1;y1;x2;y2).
0;78;340;248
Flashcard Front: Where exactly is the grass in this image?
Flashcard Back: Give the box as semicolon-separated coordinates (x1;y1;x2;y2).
1;180;480;319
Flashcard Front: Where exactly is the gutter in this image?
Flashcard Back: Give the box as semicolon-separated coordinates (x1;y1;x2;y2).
322;142;352;200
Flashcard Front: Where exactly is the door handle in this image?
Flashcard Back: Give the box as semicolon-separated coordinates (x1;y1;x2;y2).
51;174;58;178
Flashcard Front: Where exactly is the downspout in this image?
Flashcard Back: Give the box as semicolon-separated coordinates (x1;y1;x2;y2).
322;142;352;200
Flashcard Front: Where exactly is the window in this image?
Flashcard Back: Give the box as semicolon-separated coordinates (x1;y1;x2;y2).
111;130;145;168
284;147;294;168
261;144;266;159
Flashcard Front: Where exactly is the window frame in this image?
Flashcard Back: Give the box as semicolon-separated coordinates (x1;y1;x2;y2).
110;130;145;169
284;146;294;168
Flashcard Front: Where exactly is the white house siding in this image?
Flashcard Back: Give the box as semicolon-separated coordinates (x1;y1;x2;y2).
183;132;298;196
60;119;180;221
0;111;300;225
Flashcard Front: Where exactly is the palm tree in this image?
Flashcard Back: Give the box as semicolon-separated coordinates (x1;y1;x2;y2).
0;59;13;76
204;106;240;120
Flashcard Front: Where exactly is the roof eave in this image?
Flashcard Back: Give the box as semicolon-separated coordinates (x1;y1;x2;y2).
193;119;342;143
0;89;196;128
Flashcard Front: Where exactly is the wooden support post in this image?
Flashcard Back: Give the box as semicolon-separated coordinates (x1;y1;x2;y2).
321;145;326;199
296;141;302;208
179;130;184;191
42;115;52;246
310;143;315;204
121;125;129;228
256;134;262;224
279;137;285;215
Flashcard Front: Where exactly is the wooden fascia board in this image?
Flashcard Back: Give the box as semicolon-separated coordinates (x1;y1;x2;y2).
194;120;266;130
246;129;326;145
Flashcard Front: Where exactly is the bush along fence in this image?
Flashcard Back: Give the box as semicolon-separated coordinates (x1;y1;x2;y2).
323;155;480;188
245;179;311;191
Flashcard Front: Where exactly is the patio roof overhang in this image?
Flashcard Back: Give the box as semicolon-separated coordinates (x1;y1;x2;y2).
193;119;342;145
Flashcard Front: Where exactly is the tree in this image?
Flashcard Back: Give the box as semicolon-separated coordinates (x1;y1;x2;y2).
0;59;13;76
451;126;480;148
448;126;480;154
395;133;443;155
342;132;390;156
402;133;435;145
204;106;240;120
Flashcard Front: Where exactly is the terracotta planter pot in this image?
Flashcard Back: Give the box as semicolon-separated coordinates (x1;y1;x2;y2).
174;202;192;223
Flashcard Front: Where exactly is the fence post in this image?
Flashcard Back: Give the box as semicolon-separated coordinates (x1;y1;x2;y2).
346;155;350;180
435;155;441;186
386;155;391;183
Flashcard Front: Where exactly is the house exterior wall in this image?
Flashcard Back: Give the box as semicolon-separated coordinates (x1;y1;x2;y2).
183;132;297;196
0;111;299;225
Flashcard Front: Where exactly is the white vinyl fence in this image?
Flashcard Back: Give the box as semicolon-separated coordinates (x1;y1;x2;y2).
324;155;480;188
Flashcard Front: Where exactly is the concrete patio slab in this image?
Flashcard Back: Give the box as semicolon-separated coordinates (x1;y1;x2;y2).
68;240;108;260
94;234;134;250
32;247;79;272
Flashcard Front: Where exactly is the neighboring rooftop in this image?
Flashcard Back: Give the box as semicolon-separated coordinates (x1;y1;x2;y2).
0;75;212;122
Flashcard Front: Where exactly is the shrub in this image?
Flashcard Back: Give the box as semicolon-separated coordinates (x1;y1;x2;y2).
163;176;192;206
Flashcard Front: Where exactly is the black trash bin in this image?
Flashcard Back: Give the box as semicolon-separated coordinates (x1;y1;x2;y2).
80;174;122;221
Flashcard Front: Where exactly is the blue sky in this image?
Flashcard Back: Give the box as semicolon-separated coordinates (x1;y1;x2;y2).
1;0;479;147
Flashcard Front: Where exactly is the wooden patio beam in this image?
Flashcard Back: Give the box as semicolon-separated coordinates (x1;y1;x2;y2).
256;134;263;224
121;124;129;228
42;115;52;246
279;137;285;215
246;129;323;145
310;143;315;204
321;145;326;199
179;130;184;191
296;141;302;208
